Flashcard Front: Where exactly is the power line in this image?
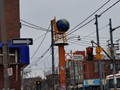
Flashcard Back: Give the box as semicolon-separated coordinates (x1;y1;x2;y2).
67;17;95;36
67;0;111;35
80;24;109;40
33;34;47;42
20;19;51;32
100;0;120;16
30;24;50;59
68;41;88;47
28;45;51;68
66;0;120;36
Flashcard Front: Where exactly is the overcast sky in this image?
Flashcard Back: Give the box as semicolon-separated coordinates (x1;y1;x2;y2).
20;0;120;77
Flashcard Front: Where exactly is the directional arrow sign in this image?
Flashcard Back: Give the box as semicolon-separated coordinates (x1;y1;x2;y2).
12;38;33;45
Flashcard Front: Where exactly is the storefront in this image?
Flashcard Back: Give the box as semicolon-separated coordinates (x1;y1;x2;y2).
83;79;106;90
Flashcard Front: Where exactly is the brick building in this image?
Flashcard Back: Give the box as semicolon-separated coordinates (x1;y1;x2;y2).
65;50;85;89
83;57;120;90
0;0;29;90
65;50;120;90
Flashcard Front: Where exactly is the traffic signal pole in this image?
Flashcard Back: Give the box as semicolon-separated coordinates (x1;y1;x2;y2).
0;0;10;89
95;14;103;90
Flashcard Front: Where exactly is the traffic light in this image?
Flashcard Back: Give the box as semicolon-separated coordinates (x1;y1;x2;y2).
96;46;103;60
36;81;41;90
86;47;93;60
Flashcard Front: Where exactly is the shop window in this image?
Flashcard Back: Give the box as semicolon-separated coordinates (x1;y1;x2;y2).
94;62;98;72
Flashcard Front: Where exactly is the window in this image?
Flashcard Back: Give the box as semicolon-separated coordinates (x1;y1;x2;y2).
94;62;98;72
109;78;120;88
78;75;83;80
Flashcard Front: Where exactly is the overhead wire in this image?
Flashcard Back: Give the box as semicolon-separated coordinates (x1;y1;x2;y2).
34;50;59;71
67;0;120;36
99;0;120;16
30;24;51;59
20;0;120;38
67;23;112;47
37;53;51;65
68;41;88;47
20;0;120;43
21;0;120;66
67;0;111;35
68;39;108;49
20;20;57;69
33;33;47;42
20;19;51;32
28;45;51;68
80;24;109;40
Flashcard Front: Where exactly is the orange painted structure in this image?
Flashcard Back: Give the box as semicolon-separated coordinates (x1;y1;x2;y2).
52;18;68;90
58;45;66;89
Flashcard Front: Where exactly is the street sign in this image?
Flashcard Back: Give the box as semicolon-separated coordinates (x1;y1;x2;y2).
12;38;33;45
73;54;84;60
7;68;13;76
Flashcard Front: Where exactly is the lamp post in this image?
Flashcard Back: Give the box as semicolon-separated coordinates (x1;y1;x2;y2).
67;36;81;41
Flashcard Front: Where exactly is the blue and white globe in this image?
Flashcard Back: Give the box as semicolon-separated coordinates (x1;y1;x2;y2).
56;19;70;33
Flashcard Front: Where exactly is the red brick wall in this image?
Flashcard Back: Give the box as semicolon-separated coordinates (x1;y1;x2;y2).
0;0;21;89
84;61;94;79
0;65;21;90
0;0;20;41
84;61;101;79
0;66;4;89
10;65;21;90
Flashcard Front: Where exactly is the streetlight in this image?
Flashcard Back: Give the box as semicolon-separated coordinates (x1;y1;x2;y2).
66;36;81;90
67;36;81;41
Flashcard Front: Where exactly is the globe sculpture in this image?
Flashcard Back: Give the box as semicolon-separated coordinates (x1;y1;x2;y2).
56;19;70;33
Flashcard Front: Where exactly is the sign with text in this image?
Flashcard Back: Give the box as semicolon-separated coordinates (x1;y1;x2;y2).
7;68;13;76
73;54;84;60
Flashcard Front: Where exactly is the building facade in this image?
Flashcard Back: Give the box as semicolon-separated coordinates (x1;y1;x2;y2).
65;50;85;89
83;57;120;90
66;50;120;90
0;0;29;90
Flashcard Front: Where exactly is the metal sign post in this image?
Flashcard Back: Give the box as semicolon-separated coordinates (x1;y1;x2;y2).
0;0;10;89
95;14;103;90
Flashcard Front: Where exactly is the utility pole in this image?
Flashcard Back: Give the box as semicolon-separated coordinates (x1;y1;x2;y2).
73;59;76;90
95;14;103;90
0;0;10;90
51;20;55;90
109;19;117;90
